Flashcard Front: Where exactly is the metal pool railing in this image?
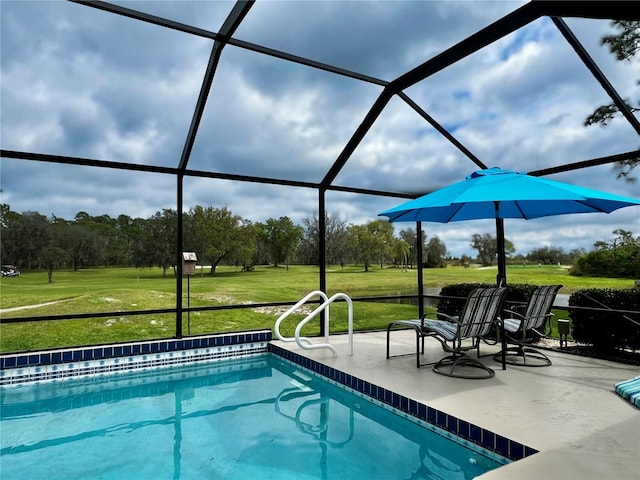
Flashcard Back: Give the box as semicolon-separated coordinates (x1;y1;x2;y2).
274;290;353;357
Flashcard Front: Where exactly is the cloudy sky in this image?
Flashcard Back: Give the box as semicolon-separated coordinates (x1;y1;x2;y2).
1;0;638;258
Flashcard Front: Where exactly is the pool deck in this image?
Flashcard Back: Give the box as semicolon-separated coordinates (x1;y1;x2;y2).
272;331;640;479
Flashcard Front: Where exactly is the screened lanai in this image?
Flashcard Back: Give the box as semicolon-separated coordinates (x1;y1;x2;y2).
1;1;639;347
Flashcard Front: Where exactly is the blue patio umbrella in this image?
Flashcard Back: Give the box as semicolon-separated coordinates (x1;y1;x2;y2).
379;167;640;286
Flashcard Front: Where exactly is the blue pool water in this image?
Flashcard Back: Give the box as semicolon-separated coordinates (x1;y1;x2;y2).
0;354;504;479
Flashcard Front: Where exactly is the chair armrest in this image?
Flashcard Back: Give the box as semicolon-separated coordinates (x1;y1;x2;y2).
424;312;459;324
509;303;527;315
503;309;526;321
531;313;554;337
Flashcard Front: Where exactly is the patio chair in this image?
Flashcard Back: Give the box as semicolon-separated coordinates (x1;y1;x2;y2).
493;284;562;367
386;287;508;378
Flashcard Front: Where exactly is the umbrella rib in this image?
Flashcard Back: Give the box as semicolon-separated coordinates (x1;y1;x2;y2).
576;200;610;214
389;211;415;222
514;201;529;219
445;203;465;222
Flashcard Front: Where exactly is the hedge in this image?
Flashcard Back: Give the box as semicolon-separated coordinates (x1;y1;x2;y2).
569;288;640;352
433;284;640;353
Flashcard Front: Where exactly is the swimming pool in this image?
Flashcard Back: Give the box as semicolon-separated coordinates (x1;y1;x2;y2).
1;353;505;479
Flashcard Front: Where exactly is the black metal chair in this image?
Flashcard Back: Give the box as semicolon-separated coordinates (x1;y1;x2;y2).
387;287;508;378
493;284;562;367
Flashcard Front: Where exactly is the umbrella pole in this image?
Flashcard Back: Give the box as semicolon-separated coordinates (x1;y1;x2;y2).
417;222;424;318
495;203;507;370
494;205;506;287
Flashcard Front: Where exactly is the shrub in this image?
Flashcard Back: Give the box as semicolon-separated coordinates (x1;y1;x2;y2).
569;288;640;352
571;232;640;278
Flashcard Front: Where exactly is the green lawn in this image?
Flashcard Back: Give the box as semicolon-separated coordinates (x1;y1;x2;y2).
1;264;635;352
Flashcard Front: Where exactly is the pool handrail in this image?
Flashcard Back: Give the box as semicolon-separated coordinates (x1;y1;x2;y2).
274;290;329;346
274;290;354;357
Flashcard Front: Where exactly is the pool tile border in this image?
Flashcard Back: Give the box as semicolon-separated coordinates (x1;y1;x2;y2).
0;330;271;385
268;343;537;462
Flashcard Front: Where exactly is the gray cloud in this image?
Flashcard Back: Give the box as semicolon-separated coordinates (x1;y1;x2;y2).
1;0;638;258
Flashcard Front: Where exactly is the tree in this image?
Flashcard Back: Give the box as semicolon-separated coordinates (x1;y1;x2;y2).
348;225;375;272
109;214;142;266
185;206;249;275
228;221;258;271
138;209;177;276
392;238;410;270
399;227;426;268
11;211;52;270
57;222;106;270
572;229;640;278
68;212;114;268
348;220;395;272
527;246;564;265
258;216;303;269
424;237;447;268
299;213;351;266
470;233;515;267
459;254;473;267
0;204;24;267
525;246;583;266
470;233;495;266
585;21;640;180
40;246;68;283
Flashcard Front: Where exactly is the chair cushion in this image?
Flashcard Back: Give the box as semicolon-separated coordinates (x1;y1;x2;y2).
421;319;458;341
614;376;640;408
503;318;522;334
391;319;421;328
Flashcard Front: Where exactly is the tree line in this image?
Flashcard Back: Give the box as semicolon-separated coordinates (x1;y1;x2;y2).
0;204;439;277
1;204;637;279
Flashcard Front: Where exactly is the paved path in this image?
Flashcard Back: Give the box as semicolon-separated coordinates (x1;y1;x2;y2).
0;300;65;314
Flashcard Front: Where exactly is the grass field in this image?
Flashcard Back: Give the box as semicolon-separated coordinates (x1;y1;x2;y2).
1;264;636;353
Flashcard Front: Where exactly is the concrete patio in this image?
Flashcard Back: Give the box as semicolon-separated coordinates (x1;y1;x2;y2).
272;331;640;479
